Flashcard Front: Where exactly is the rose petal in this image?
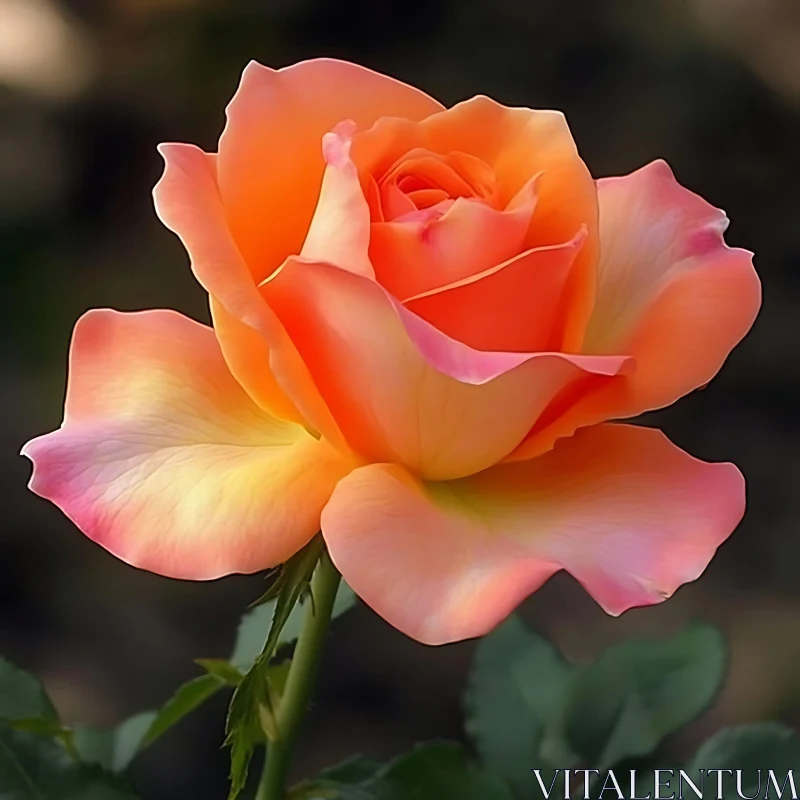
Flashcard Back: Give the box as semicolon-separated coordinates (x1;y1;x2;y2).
404;228;586;352
510;161;761;460
404;187;450;210
321;423;744;644
300;121;374;279
587;159;761;358
22;310;354;579
384;149;488;201
369;187;537;300
218;58;444;282
261;258;630;480
353;98;596;322
381;181;418;219
153;142;347;449
419;97;599;348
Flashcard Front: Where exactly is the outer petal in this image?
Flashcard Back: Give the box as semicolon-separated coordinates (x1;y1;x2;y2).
585;159;760;354
510;161;761;460
321;424;744;644
22;310;354;579
153;142;347;451
260;258;630;481
217;58;444;282
404;229;586;352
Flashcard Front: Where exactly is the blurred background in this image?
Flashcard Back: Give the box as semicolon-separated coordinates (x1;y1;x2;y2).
2;0;799;796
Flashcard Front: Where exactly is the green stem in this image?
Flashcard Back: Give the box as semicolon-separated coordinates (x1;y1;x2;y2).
256;550;341;800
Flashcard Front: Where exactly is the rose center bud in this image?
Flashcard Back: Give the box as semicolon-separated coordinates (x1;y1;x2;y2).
377;148;498;219
358;140;538;306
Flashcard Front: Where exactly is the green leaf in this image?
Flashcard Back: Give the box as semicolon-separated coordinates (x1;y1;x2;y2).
464;616;573;796
141;674;222;750
0;659;58;724
0;725;139;799
687;724;800;798
230;604;275;672
107;712;155;772
58;551;357;784
72;726;114;772
299;742;514;800
231;571;356;672
546;621;727;770
225;537;326;800
6;720;67;738
265;661;291;703
74;670;229;773
372;742;514;800
195;660;244;687
0;659;76;759
318;756;383;785
690;722;800;771
224;658;271;799
290;755;384;799
257;661;293;742
73;712;157;773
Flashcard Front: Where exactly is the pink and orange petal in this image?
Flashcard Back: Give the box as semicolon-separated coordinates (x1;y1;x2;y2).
322;424;744;644
261;257;631;480
217;58;443;282
508;161;761;461
22;309;355;579
153;141;348;451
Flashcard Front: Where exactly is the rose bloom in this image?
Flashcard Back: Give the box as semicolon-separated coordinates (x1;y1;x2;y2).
23;59;760;645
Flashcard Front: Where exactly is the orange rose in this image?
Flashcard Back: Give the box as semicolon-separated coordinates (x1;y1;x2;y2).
23;59;760;644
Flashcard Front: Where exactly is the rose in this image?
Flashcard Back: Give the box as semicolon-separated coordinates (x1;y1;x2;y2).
22;59;760;645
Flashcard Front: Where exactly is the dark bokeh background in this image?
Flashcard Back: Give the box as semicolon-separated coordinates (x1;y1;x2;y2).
2;0;799;796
